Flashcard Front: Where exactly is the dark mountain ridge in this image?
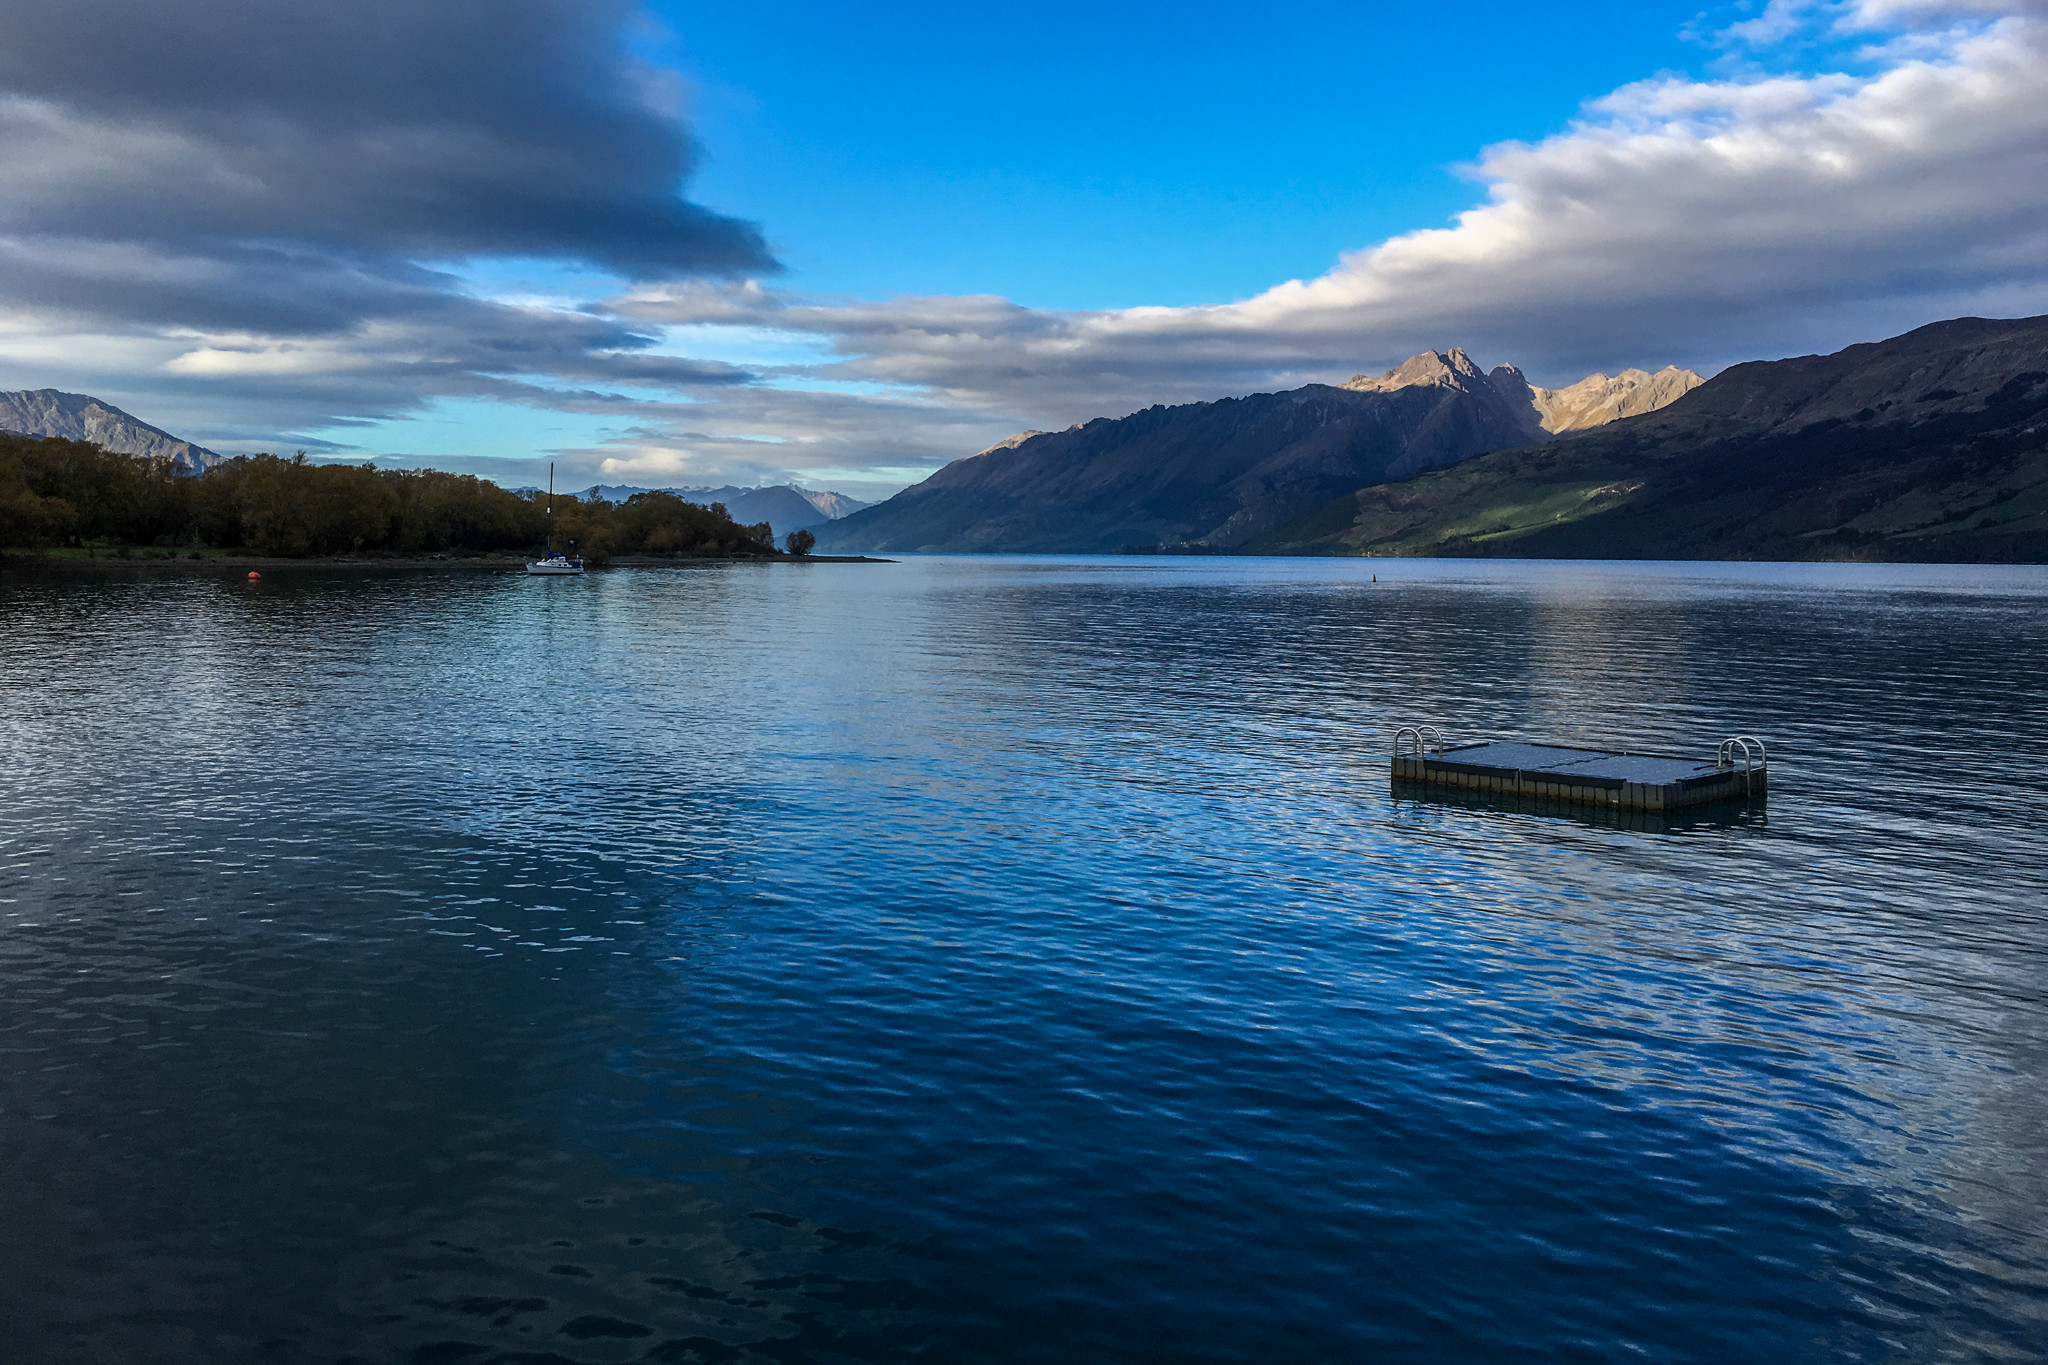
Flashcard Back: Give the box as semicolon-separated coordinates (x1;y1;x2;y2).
816;349;1551;553
1644;314;2048;433
1255;314;2048;562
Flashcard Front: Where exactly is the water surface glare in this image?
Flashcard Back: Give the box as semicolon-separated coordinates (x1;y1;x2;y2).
3;555;2046;1363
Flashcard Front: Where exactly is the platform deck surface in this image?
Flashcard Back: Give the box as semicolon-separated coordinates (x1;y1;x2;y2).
1431;742;1722;785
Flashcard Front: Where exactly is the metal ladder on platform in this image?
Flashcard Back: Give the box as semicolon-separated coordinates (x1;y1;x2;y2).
1392;725;1447;758
1716;735;1768;795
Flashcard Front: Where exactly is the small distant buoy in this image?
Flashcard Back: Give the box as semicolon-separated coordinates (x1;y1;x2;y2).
1372;574;1377;582
247;571;261;580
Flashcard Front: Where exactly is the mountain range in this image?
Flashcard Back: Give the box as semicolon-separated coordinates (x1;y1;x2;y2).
1254;314;2048;562
816;315;2048;562
0;389;223;473
580;483;871;537
15;312;2043;563
815;350;1702;554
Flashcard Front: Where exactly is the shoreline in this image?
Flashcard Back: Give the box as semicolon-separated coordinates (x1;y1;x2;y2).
2;551;893;573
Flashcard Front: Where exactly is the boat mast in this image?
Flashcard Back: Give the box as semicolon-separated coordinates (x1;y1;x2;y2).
546;461;554;552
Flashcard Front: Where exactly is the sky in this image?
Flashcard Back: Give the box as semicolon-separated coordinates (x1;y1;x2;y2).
1;0;2045;500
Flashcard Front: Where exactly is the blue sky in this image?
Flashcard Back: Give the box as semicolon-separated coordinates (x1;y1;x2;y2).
649;0;1717;309
4;0;2046;497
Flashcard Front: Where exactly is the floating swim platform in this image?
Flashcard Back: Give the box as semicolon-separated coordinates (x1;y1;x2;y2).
1391;727;1766;813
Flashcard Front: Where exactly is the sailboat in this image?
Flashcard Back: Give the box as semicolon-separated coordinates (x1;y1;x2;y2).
526;462;586;575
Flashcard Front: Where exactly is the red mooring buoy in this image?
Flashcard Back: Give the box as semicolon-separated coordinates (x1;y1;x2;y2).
247;571;261;580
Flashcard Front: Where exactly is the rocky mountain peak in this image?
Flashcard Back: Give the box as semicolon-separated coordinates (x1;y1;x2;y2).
973;430;1049;458
1528;366;1705;433
1342;348;1487;394
1340;353;1702;436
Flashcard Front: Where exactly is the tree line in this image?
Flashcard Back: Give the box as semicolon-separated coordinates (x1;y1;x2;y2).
0;436;787;559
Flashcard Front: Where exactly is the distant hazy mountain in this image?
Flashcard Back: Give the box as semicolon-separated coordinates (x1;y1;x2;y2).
1255;314;2048;562
0;389;223;472
816;347;1695;554
580;483;872;537
785;487;870;520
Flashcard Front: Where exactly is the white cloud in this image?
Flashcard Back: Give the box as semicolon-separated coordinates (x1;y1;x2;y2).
1843;0;2048;28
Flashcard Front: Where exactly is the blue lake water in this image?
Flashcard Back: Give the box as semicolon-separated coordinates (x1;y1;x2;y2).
3;554;2047;1363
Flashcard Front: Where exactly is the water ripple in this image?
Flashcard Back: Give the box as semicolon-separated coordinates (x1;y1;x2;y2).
2;556;2045;1363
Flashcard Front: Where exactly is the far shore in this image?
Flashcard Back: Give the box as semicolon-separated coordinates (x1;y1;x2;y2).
2;549;893;572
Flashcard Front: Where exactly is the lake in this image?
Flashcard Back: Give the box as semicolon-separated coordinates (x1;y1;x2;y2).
4;555;2046;1363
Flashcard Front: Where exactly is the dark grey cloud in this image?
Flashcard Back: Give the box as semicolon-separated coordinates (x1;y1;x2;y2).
0;239;475;335
0;0;776;452
0;0;772;280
